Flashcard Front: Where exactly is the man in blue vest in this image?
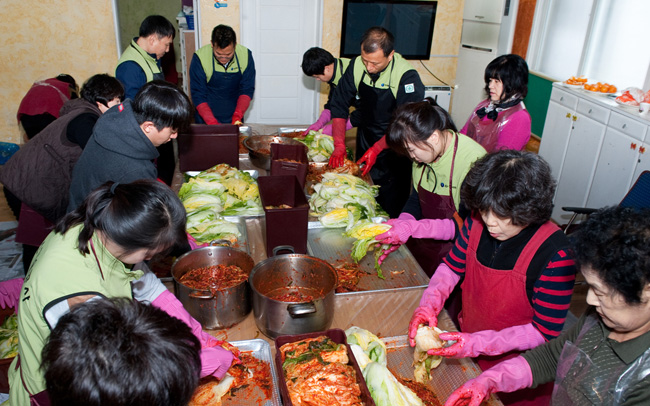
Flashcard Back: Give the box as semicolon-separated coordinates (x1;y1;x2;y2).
115;15;176;185
190;24;256;125
301;47;358;135
329;27;425;218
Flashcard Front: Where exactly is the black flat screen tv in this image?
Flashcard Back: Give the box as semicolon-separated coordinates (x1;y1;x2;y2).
340;0;438;60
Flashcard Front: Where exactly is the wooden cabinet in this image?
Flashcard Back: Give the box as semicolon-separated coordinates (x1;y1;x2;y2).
539;83;650;224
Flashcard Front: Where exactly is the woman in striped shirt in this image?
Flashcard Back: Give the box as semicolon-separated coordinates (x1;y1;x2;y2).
408;150;576;406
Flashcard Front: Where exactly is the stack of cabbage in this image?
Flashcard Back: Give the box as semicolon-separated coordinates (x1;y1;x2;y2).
297;130;334;162
345;327;424;406
0;314;18;359
179;164;262;244
344;220;391;279
310;173;382;225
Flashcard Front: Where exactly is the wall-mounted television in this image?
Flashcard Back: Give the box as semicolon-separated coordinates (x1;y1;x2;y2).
340;0;438;60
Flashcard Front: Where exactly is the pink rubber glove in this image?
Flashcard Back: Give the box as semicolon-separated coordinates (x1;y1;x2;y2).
304;109;331;134
444;356;533;406
0;278;23;312
321;118;353;135
357;136;388;176
231;95;251;125
187;233;208;250
408;263;460;346
196;102;219;125
428;323;546;358
152;290;234;379
376;212;416;266
328;118;347;168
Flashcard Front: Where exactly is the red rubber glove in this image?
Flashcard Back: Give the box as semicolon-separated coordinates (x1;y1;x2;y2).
444;356;533;406
152;290;234;378
357;136;388;176
328;118;347;168
304;109;332;134
0;278;23;312
321;118;353;135
408;263;460;347
427;323;546;358
196;102;219;125
231;95;251;125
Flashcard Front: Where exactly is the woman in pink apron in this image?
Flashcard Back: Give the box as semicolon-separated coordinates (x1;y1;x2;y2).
460;54;531;153
408;150;576;406
444;206;650;406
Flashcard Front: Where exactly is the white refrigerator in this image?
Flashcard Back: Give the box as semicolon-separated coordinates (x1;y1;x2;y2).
450;0;518;127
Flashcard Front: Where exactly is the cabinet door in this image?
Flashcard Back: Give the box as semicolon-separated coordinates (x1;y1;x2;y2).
586;128;641;208
538;100;575;182
551;115;607;223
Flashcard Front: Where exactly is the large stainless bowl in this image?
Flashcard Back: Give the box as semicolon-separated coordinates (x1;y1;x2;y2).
242;135;304;170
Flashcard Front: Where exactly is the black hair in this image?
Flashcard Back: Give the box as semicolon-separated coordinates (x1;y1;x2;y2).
55;179;187;257
80;74;124;107
361;26;394;56
56;74;79;99
139;15;175;40
460;150;555;226
484;54;529;102
211;24;237;49
386;97;457;157
132;81;191;132
42;298;201;406
301;47;336;76
572;207;650;305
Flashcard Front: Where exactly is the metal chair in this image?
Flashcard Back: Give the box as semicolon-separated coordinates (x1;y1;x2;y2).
562;170;650;233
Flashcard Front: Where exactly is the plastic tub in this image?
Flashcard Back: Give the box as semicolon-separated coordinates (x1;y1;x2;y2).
270;143;308;189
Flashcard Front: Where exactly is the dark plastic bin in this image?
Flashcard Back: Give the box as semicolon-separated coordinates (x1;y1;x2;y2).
270;143;308;189
274;329;375;406
178;124;239;171
258;176;308;255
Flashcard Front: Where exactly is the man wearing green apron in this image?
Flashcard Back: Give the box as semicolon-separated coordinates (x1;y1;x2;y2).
190;24;256;125
329;27;425;218
115;15;176;185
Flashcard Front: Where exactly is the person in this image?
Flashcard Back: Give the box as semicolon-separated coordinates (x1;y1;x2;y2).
115;15;177;185
329;26;425;218
444;207;650;406
9;180;234;405
1;74;124;272
190;24;255;125
460;54;531;153
67;80;191;212
17;74;79;140
376;98;486;277
301;47;358;135
42;298;201;406
408;150;576;406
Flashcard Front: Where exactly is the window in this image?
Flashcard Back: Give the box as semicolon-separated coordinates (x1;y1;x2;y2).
528;0;650;90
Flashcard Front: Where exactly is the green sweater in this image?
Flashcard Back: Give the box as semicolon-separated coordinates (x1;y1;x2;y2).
523;307;650;405
9;225;143;405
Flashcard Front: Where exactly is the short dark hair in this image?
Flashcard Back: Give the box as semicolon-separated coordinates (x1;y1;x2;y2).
211;24;237;49
56;179;187;257
80;74;124;107
361;26;394;56
139;15;175;39
132;80;191;131
572;207;650;305
301;47;336;76
386;97;457;156
42;298;201;406
461;150;555;226
56;74;79;99
484;54;529;101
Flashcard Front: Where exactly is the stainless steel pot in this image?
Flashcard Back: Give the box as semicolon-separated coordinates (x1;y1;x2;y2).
172;246;254;329
249;253;338;338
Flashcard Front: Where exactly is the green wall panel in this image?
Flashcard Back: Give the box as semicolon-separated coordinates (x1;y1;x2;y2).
524;73;554;138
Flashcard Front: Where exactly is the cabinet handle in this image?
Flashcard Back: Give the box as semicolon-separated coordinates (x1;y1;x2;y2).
572;115;577;121
622;124;627;129
640;146;646;154
588;108;593;114
565;112;571;118
631;143;637;150
560;96;564;101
